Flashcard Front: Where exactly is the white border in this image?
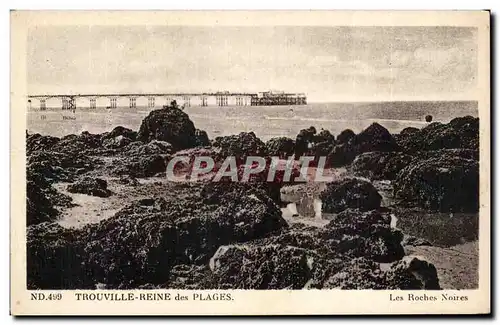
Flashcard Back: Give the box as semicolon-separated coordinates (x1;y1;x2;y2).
3;1;497;322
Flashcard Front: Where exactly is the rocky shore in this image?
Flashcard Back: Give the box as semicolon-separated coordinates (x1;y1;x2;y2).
26;102;479;290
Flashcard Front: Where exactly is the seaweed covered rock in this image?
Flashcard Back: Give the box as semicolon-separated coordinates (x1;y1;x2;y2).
209;244;313;289
26;170;73;225
200;209;428;290
315;129;335;143
80;197;182;288
167;264;216;289
294;126;317;158
321;255;440;290
27;133;60;155
398;116;479;153
110;154;167;178
326;143;357;167
67;177;111;197
201;182;262;204
391;207;478;247
212;132;267;163
322;209;405;263
400;127;420;136
352;123;399;154
51;131;103;155
199;181;286;215
402;235;432;247
124;140;173;156
265;137;295;158
351;151;414;180
80;184;287;288
137;106;197;150
27;223;94;289
26;175;69;225
416;148;479;161
385;256;440;289
102;135;132;149
27;180;58;225
394;156;479;212
169;147;218;176
337;129;356;144
193;129;210;147
117;175;140;186
320;178;382;213
321;257;388;289
101;126;137;142
26;152;79;225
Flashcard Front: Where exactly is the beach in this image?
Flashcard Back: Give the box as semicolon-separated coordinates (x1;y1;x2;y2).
26;102;480;290
27;101;478;140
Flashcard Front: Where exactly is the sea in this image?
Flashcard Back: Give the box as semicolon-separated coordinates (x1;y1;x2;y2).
27;101;478;141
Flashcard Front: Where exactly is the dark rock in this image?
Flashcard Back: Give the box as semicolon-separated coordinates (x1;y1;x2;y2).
321;257;388;289
137;106;198;151
110;154;167;178
312;141;336;160
266;137;295;158
67;177;111;197
101;126;137;141
351;151;414;180
320;178;382;213
27;179;59;225
79;184;287;288
326;123;399;168
323;209;405;263
52;131;102;155
27;133;60;155
315;129;335;143
394;156;479;212
337;129;356;144
167;264;215;289
27;223;94;289
124;140;173;156
294;126;317;158
351;149;478;182
169;147;218;175
27;150;100;183
425;115;433;123
400;127;420;136
385;256;440;289
26;151;85;225
416;148;479;161
26;175;73;225
352;123;399;154
402;235;433;247
212;132;267;163
391;207;478;247
321;254;440;289
193;129;210;147
117;175;140;186
326;143;357;167
102;135;132;149
198;208;430;290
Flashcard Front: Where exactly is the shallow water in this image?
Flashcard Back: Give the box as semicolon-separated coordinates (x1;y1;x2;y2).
27;100;478;141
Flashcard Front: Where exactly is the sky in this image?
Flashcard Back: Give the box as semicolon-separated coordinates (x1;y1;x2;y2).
27;26;478;102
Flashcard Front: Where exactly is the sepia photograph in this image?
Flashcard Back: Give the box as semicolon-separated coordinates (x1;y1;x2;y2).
11;10;490;315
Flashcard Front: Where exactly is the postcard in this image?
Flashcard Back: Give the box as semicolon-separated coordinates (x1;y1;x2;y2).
10;10;490;315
